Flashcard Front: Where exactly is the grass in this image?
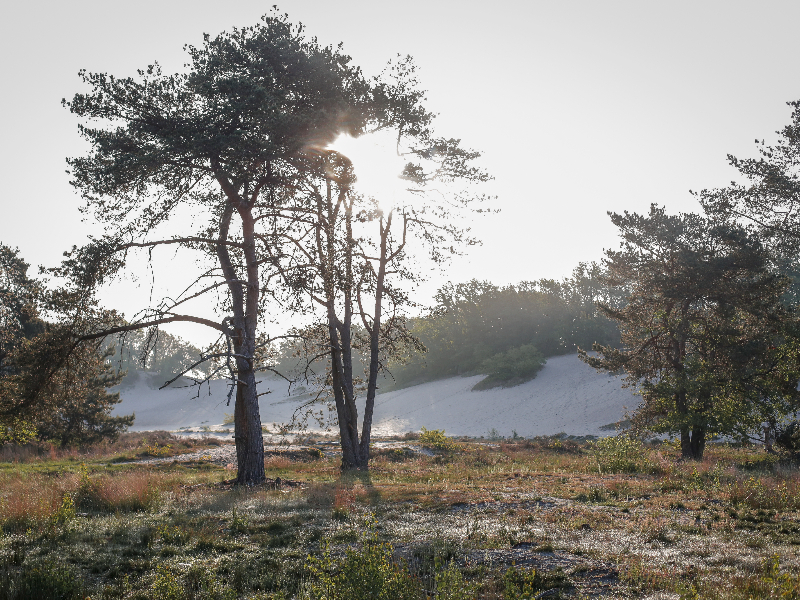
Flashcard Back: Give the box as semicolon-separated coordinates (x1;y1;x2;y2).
0;433;798;598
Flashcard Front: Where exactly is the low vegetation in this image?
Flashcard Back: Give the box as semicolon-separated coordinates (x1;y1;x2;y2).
1;432;799;599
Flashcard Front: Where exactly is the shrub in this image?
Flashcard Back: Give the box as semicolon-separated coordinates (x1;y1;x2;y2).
418;428;460;453
76;467;163;513
680;554;800;599
503;565;570;599
729;476;800;511
590;434;651;474
0;560;84;600
0;473;76;532
776;421;800;457
184;564;236;600
434;561;479;600
304;538;423;600
152;565;185;600
473;344;546;390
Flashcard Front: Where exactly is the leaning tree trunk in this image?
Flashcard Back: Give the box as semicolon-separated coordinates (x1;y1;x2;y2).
358;221;390;470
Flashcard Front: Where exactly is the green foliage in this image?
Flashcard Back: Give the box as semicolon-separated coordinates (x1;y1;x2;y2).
679;554;800;599
36;344;134;447
0;418;36;446
584;206;800;460
591;434;651;474
418;427;460;453
304;531;422;600
0;244;46;444
51;493;75;527
158;524;190;546
388;264;622;388
112;328;211;387
776;421;800;457
1;244;133;448
434;561;478;600
0;560;84;600
152;565;186;600
502;564;570;599
230;507;249;534
143;441;172;457
473;344;545;390
151;564;235;600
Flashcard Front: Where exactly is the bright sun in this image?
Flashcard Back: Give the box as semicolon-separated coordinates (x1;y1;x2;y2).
326;129;407;206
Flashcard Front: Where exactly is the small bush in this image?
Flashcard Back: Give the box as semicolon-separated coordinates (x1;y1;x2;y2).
0;560;84;600
729;476;800;511
77;469;162;513
0;473;76;532
158;524;191;546
419;428;460;453
503;564;570;599
473;344;546;390
304;538;423;600
434;561;479;600
680;554;800;599
152;565;185;600
776;421;800;458
575;487;607;503
591;434;651;474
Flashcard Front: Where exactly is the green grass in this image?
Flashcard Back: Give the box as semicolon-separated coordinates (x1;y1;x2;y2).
0;434;798;598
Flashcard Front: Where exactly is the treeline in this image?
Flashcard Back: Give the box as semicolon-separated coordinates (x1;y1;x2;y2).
386;262;624;388
109;329;213;389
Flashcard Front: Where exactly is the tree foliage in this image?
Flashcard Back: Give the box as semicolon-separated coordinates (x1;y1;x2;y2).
388;264;622;388
271;57;490;469
701;100;800;257
108;328;212;388
60;11;488;475
473;344;546;390
0;243;133;445
582;206;800;460
36;346;134;447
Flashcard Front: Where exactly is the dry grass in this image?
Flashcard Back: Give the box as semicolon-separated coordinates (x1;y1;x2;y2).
0;436;799;599
0;472;77;529
0;431;223;465
0;468;178;531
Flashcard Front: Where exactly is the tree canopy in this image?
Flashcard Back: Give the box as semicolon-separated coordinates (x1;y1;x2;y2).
61;11;489;477
0;243;133;446
387;264;622;389
582;205;800;459
701;100;800;256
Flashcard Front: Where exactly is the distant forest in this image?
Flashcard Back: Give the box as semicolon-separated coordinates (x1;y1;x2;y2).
90;262;623;395
385;262;624;389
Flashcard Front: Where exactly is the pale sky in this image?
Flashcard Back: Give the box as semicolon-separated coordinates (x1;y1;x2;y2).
3;1;800;345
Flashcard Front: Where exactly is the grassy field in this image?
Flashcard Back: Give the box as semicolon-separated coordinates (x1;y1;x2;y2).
1;430;799;599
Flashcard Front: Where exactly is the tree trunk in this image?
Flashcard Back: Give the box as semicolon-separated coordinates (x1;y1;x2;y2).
234;385;246;476
680;427;706;460
358;222;389;469
213;195;266;485
329;322;360;470
234;366;266;485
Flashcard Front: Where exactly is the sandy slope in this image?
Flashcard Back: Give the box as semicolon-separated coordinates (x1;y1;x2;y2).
113;354;639;437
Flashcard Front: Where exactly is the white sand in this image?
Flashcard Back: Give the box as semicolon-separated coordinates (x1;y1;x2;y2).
114;354;638;437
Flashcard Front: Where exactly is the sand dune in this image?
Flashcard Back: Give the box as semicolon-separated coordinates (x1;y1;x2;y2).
113;354;638;438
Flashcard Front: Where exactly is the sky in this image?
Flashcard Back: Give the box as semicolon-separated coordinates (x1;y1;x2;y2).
3;0;800;345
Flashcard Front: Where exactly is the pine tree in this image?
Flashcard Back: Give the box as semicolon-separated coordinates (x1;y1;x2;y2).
582;206;800;460
36;346;134;447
